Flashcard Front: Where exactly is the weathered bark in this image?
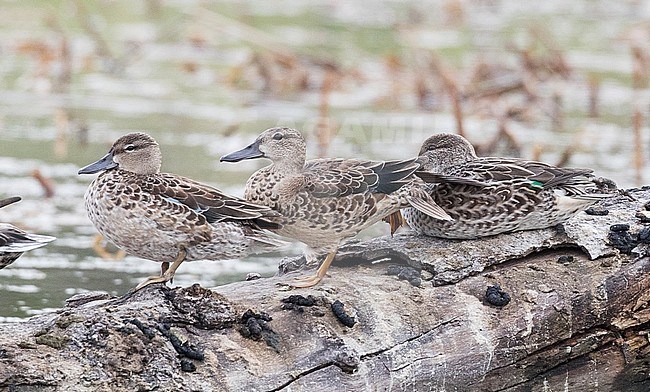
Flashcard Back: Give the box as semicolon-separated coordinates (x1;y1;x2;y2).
1;188;649;392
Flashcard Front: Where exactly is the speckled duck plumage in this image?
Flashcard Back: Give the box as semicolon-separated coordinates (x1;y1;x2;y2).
221;127;453;287
79;132;285;289
403;133;616;239
0;196;55;269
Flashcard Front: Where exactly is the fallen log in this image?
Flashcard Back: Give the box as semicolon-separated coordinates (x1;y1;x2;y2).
1;187;649;392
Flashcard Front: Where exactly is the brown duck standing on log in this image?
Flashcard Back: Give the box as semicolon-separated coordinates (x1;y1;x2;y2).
220;127;461;288
78;132;287;290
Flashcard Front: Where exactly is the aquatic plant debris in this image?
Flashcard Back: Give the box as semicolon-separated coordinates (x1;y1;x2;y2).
557;255;575;264
128;318;156;340
331;300;356;327
239;309;281;352
485;284;511;307
156;323;205;361
281;294;318;312
585;206;609;216
386;264;422;287
608;224;637;254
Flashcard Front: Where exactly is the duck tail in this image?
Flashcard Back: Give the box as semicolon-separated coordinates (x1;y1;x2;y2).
0;231;56;253
407;195;453;221
404;185;453;221
558;180;617;201
251;217;283;230
372;159;419;194
570;193;614;201
249;231;290;251
554;190;613;212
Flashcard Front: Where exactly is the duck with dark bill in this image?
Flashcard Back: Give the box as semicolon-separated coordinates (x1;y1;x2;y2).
403;133;616;239
78;132;286;291
221;127;457;288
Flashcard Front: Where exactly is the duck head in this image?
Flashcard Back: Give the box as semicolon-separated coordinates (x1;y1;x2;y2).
221;127;306;168
416;133;477;172
79;132;162;175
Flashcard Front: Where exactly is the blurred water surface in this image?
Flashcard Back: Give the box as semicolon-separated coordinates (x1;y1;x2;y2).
0;0;649;320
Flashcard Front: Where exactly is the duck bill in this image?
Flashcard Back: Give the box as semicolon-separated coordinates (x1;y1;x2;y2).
0;196;21;209
414;155;430;169
78;151;118;174
220;140;264;162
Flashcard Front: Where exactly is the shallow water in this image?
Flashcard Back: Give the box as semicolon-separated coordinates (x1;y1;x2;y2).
0;0;649;320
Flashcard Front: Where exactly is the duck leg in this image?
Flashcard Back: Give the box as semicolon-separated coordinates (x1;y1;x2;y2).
160;261;175;284
384;211;407;236
135;247;187;291
92;235;123;260
291;251;336;288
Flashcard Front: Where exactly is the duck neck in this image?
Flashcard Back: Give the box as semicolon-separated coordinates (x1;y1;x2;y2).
270;155;305;175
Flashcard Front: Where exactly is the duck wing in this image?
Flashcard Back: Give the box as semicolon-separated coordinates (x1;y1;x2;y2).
414;171;490;187
0;224;55;253
150;173;282;229
302;158;419;197
454;158;595;189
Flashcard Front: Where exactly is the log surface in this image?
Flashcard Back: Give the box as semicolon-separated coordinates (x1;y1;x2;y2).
1;188;649;392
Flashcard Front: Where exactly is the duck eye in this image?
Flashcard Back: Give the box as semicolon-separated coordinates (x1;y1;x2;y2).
124;145;136;152
272;133;284;141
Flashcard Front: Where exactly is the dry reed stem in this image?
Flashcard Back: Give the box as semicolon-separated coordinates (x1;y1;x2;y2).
315;68;336;158
631;45;649;89
75;0;116;63
551;92;564;131
531;144;544;161
54;109;69;159
555;127;586;167
428;55;464;137
31;170;55;199
588;74;600;118
476;119;521;156
196;8;299;65
633;107;644;186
